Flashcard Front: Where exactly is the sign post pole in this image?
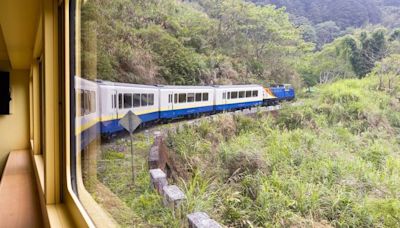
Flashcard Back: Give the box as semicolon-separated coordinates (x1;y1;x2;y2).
119;110;142;184
130;131;135;182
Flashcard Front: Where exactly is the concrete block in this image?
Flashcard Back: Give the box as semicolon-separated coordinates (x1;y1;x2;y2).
148;145;160;169
163;185;186;218
149;169;168;194
187;212;222;228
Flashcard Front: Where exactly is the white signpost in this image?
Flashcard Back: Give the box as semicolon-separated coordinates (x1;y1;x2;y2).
119;110;142;182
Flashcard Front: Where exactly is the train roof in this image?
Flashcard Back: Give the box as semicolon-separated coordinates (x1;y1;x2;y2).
157;85;214;90
95;79;263;90
96;80;158;89
213;84;263;88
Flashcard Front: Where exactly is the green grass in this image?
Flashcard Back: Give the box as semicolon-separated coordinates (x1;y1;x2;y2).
165;76;400;227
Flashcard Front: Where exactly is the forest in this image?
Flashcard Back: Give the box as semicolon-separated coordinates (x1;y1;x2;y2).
81;0;400;90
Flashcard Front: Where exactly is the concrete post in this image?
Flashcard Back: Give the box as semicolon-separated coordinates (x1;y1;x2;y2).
162;185;186;218
148;145;159;169
149;169;168;194
187;212;222;228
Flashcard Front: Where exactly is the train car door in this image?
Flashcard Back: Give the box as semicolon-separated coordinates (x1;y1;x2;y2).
223;90;228;105
167;92;174;111
222;90;228;112
112;90;118;119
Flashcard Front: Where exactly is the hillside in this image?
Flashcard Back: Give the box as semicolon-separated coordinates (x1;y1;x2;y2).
249;0;400;48
250;0;382;28
80;0;310;87
163;67;400;227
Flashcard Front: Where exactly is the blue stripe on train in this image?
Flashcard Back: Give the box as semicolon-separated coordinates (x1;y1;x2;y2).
101;111;160;134
214;101;263;111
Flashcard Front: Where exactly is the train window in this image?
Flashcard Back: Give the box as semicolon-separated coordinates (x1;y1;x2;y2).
133;93;141;107
202;93;209;101
82;91;88;115
141;94;148;106
174;94;178;103
114;94;117;108
124;93;132;108
168;94;172;103
223;92;226;99
148;94;154;106
179;93;186;103
246;91;252;97
239;91;245;98
231;91;238;99
187;93;195;102
111;95;114;108
77;90;83;116
228;92;231;99
252;90;258;97
90;91;96;113
196;93;202;102
118;93;123;109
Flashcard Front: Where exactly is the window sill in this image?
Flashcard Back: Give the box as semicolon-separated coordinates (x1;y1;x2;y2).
33;154;45;192
32;153;76;228
47;204;75;227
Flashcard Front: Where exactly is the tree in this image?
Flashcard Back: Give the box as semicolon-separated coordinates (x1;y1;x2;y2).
345;30;388;78
373;54;400;90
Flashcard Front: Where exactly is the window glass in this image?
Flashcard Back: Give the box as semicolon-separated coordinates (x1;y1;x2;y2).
174;93;178;103
141;94;148;106
228;92;231;99
239;91;245;98
202;93;209;101
246;91;252;97
223;92;226;99
231;91;238;99
187;93;195;102
118;93;123;109
195;93;202;102
148;94;154;106
253;90;258;97
179;93;186;103
133;93;141;107
90;91;96;112
124;93;132;108
77;90;83;116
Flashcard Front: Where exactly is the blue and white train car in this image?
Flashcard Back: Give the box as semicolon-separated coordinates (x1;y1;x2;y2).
97;80;160;134
158;85;215;119
214;85;264;111
75;76;100;148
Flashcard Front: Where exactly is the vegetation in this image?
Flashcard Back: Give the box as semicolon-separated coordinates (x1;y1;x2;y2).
164;69;400;227
81;0;312;87
299;28;400;88
250;0;400;48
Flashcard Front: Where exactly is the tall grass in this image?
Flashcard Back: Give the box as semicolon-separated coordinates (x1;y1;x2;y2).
166;76;400;227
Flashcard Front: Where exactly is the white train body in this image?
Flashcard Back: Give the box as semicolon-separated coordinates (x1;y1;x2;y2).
158;86;215;119
75;76;288;148
213;85;264;111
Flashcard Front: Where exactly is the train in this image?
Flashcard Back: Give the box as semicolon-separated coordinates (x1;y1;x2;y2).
75;76;295;145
